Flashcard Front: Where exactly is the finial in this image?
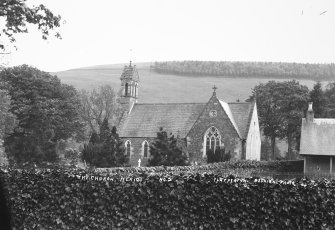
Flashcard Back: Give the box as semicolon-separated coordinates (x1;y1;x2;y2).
212;85;217;96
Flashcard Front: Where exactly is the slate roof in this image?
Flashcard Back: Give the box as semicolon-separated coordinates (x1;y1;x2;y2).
229;102;255;138
300;118;335;156
119;103;205;138
120;62;139;82
119;101;255;139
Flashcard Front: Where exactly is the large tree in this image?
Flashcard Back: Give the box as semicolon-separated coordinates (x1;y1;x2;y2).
79;86;122;134
250;81;309;160
148;127;188;166
0;65;84;164
0;0;62;51
249;81;285;160
310;81;326;118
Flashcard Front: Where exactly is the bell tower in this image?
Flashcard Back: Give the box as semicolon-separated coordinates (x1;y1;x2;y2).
120;61;139;113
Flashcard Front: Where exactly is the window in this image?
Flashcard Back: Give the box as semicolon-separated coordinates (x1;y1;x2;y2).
204;126;222;156
142;141;149;158
125;83;129;96
125;140;131;156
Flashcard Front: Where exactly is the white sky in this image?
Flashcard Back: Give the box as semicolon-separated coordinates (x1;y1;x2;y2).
3;0;335;72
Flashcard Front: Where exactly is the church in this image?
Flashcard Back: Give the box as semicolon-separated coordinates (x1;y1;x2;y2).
117;62;261;166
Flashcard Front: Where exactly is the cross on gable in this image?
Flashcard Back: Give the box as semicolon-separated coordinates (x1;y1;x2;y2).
212;85;218;95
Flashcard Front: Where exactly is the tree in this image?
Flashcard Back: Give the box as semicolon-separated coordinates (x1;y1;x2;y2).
0;88;15;140
324;82;335;118
148;127;188;166
0;0;62;51
250;81;309;160
310;81;326;118
0;65;85;164
249;81;284;160
79;85;122;134
82;122;127;168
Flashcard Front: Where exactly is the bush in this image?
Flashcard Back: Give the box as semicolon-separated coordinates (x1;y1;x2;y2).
1;167;335;229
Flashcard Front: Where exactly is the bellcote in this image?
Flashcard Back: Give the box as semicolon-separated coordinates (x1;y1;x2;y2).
120;61;140;99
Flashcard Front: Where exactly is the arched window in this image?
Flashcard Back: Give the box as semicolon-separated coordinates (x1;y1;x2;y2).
142;141;149;158
204;126;222;157
125;140;131;156
125;83;129;96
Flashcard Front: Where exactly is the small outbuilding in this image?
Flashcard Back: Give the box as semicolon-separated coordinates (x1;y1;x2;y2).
300;103;335;174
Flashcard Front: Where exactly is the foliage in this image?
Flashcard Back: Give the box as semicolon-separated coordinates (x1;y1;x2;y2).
0;65;85;164
148;127;188;166
78;85;122;135
82;122;127;168
152;61;335;80
324;82;335;118
207;147;230;163
0;88;15;140
310;81;326;118
250;81;309;160
0;0;62;51
2;167;335;229
260;138;281;161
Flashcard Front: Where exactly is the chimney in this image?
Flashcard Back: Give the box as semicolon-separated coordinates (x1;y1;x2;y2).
306;102;314;123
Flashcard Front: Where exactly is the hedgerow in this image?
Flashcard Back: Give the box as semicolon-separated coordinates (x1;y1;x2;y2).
1;165;334;230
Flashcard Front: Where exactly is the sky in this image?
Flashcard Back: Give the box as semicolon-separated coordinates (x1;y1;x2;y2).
2;0;335;72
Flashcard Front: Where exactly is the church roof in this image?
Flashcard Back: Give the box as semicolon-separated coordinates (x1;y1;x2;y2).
229;102;255;138
119;103;205;138
119;101;254;139
300;118;335;156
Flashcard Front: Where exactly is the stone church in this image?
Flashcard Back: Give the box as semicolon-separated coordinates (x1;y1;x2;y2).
117;62;261;166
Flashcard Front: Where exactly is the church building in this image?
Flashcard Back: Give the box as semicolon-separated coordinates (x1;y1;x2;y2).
117;62;261;166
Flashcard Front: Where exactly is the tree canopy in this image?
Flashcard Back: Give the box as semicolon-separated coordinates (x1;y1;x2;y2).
250;80;309;160
79;85;122;135
0;0;62;51
82;120;127;168
148;127;188;166
0;65;84;164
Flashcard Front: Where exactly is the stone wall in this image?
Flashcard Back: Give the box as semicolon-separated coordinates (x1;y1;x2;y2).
186;95;241;165
121;137;155;166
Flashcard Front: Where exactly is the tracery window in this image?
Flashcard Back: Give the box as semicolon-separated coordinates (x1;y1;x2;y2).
205;126;221;153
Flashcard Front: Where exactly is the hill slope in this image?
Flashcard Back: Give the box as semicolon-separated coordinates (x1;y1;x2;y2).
54;63;322;103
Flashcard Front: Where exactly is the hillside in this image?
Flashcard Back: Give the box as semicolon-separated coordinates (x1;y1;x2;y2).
54;62;323;104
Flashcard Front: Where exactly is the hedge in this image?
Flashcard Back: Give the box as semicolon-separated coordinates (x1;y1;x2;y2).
1;166;334;230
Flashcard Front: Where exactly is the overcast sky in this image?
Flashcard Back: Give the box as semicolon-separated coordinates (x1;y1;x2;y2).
3;0;335;72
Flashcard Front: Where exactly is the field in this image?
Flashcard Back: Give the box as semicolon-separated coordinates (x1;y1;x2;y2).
54;63;325;104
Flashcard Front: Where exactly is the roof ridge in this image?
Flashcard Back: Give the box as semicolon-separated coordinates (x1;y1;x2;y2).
134;102;206;105
228;102;251;104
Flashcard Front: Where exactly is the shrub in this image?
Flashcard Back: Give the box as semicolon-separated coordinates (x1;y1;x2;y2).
2;167;335;229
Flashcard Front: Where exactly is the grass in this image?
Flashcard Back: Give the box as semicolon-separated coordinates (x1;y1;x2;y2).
54;63;325;103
